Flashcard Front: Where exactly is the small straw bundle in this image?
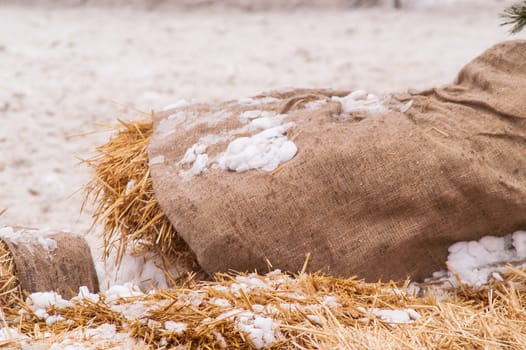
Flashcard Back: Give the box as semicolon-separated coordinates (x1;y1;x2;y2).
82;117;202;278
0;240;20;310
4;266;526;349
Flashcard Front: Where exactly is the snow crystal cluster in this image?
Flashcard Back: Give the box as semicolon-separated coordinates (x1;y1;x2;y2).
358;307;420;324
164;321;187;334
216;123;297;173
177;109;297;180
159;90;395;181
332;90;387;115
20;291;70;326
94;248;181;292
217;309;279;349
0;226;58;252
47;324;141;350
446;230;526;286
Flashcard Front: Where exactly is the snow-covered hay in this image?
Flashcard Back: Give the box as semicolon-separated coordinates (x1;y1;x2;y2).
83;118;202;280
4;267;526;349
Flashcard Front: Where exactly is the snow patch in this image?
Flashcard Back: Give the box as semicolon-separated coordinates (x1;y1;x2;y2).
164;321;187;334
23;291;72;325
178;291;204;307
321;295;340;308
75;286;100;303
358;307;420;324
304;99;327;110
105;283;144;301
210;298;231;308
179;153;209;180
48;324;140;350
332;90;387;115
446;231;526;286
216;123;296;173
178;109;297;179
158;110;187;138
97;248;184;292
0;226;59;252
180;143;208;165
26;291;72;311
217;310;280;349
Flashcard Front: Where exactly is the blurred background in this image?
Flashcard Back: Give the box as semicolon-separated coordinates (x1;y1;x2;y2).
0;0;524;235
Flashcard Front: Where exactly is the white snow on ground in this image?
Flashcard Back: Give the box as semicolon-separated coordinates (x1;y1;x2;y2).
0;1;525;347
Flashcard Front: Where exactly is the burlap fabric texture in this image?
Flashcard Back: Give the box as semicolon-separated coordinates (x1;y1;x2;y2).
1;228;99;298
148;40;526;281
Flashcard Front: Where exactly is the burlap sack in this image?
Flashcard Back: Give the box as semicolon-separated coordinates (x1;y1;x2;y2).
1;227;99;298
148;40;526;281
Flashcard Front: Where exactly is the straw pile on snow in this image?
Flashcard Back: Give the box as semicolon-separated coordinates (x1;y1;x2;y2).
2;266;526;349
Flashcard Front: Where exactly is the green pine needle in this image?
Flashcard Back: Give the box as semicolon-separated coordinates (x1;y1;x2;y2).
501;1;526;34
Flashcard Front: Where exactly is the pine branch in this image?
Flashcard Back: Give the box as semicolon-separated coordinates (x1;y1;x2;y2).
501;1;526;34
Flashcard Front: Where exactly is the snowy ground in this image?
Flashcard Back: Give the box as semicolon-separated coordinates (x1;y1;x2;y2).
1;1;526;348
1;0;525;286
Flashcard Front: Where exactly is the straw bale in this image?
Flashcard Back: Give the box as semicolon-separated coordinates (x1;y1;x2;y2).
83;118;203;280
0;227;99;304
